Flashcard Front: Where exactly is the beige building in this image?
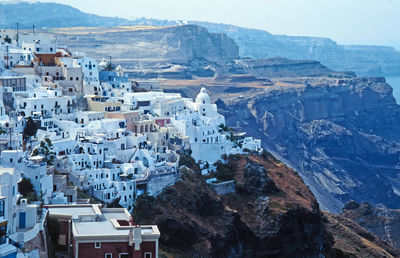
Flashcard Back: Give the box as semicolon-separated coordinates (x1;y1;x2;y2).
87;96;122;112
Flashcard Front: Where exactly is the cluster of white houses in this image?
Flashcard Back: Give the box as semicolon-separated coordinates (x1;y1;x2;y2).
0;32;261;257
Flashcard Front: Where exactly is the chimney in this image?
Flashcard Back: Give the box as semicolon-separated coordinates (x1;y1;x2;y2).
20;198;27;207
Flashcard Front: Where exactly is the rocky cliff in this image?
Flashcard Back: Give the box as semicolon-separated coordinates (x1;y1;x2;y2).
216;77;400;213
341;201;400;250
133;153;400;257
192;22;400;76
52;25;239;66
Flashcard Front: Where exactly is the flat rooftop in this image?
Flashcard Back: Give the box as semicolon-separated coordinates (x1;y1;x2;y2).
48;205;98;219
46;205;160;240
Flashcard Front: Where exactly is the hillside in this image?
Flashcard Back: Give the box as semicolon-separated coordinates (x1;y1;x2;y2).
1;2;400;76
0;2;131;28
133;152;400;257
341;201;400;250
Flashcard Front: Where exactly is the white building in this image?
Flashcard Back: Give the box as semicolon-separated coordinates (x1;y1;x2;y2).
20;34;56;55
0;166;19;257
15;87;75;119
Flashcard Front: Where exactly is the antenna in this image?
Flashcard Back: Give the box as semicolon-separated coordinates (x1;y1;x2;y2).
6;45;9;69
9;126;12;150
33;24;35;34
16;22;19;47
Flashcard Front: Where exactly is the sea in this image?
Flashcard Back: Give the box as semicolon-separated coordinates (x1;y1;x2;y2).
386;76;400;104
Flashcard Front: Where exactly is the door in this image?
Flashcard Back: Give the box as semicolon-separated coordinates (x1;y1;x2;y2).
19;212;26;228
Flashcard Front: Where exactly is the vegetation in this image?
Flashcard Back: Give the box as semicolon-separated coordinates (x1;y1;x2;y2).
103;61;115;71
18;177;38;202
32;138;55;164
132;193;156;222
178;152;200;173
214;160;235;182
218;123;229;132
23;117;38;141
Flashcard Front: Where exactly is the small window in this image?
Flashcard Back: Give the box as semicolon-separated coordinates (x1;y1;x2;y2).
144;253;152;258
105;254;112;258
95;242;101;248
119;254;128;258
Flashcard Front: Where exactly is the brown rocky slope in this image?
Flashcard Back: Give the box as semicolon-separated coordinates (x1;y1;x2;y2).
133;152;400;257
341;201;400;250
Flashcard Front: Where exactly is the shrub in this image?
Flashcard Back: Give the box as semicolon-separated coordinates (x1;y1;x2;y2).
18;177;35;196
214;161;234;182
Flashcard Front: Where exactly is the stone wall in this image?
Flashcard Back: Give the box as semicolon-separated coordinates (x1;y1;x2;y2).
209;180;235;195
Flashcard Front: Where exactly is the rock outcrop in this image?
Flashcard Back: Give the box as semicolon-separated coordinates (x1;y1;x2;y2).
134;153;400;257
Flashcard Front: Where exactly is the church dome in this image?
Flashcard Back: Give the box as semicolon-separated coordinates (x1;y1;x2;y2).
196;87;210;104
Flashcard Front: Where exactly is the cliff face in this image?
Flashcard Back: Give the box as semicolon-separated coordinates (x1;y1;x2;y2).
53;25;239;65
231;58;356;78
341;201;400;250
193;22;400;76
134;153;400;257
218;77;400;213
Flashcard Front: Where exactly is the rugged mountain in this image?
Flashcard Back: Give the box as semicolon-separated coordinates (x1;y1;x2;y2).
215;77;400;213
1;2;399;76
133;153;400;257
341;201;400;250
0;2;131;28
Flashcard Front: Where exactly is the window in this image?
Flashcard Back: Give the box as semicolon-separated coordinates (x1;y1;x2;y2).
0;224;6;245
95;242;101;248
144;253;152;258
0;198;5;217
105;254;112;258
119;254;128;258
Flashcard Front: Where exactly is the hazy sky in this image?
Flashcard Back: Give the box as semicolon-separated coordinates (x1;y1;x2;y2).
3;0;400;49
